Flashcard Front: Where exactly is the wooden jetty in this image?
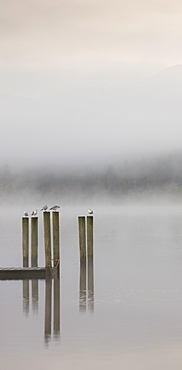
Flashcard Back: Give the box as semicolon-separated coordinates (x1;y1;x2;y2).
0;211;60;281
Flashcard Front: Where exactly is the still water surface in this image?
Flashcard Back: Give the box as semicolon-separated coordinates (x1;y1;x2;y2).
1;203;182;369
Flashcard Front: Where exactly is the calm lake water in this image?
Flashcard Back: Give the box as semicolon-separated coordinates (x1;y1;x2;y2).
1;202;182;369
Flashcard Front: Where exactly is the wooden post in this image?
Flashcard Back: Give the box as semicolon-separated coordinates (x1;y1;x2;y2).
31;217;38;267
52;212;60;268
87;215;94;311
78;216;86;263
87;215;93;260
22;217;29;267
43;212;52;268
31;216;39;311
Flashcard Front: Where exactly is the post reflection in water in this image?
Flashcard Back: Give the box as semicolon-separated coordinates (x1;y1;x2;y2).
22;276;60;343
44;276;61;344
44;276;52;343
23;280;38;315
32;280;38;312
23;280;29;315
53;278;60;338
88;257;94;312
79;258;94;313
79;261;86;312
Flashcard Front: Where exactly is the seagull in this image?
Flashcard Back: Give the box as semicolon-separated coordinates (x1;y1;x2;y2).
24;211;29;217
40;205;48;211
88;209;93;215
49;205;60;211
31;209;38;216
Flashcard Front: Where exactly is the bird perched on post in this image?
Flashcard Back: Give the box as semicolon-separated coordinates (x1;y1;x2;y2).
88;209;93;215
24;211;29;217
40;205;48;211
49;205;60;211
31;209;38;216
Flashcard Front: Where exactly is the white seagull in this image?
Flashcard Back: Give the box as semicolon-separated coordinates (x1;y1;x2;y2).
49;205;60;211
24;211;29;217
88;209;93;215
31;209;38;216
40;205;48;211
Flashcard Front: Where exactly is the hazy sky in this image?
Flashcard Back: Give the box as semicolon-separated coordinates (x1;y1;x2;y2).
1;0;182;169
1;0;182;71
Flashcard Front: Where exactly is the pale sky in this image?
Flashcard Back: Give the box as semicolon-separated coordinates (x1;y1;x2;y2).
1;0;182;71
1;0;182;168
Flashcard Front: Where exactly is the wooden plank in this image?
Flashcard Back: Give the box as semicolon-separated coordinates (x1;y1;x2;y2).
0;267;46;280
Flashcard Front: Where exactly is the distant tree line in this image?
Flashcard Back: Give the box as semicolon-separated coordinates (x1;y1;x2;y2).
1;152;182;201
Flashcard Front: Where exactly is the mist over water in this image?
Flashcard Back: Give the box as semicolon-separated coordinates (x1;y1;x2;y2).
1;201;182;370
1;1;182;368
1;64;182;169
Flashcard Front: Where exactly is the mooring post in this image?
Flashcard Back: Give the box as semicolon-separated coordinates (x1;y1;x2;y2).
43;211;52;268
78;216;86;263
52;211;60;268
87;215;94;311
22;217;29;267
31;216;39;311
31;216;38;267
87;215;93;260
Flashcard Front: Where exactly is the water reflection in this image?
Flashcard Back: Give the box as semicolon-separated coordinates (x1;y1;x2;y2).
53;278;60;337
32;280;38;312
23;279;39;315
3;204;182;369
79;261;86;312
88;257;94;312
44;277;52;343
44;277;61;344
23;280;29;315
22;276;60;343
79;257;94;313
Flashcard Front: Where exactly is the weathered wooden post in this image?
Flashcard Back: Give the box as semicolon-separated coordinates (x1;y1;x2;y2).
52;211;60;269
31;216;38;267
43;211;52;268
53;278;60;337
22;217;29;267
87;215;93;260
78;216;86;263
87;215;94;311
31;216;39;311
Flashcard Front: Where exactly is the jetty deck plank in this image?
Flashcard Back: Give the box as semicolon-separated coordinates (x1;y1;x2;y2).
0;267;46;280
